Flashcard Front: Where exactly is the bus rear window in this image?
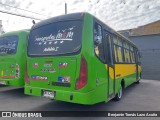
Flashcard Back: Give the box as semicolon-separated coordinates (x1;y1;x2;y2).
28;20;82;56
0;35;18;55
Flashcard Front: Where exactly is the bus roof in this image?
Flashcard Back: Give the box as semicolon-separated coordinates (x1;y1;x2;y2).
0;29;30;37
32;13;84;30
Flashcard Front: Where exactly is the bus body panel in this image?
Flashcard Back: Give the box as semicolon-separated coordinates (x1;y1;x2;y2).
27;56;78;90
0;30;29;86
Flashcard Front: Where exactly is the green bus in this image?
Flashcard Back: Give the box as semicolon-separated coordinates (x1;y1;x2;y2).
25;13;141;105
0;30;29;86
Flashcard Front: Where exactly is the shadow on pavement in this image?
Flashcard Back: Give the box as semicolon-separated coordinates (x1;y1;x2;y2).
0;87;31;98
0;84;7;87
28;82;140;111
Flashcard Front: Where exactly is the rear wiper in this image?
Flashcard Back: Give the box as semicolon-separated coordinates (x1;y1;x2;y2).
73;45;81;52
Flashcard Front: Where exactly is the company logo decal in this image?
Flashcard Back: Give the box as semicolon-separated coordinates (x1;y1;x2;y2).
40;69;56;73
43;47;59;52
34;26;75;53
58;62;68;68
44;64;52;67
32;63;38;68
31;75;48;81
58;76;70;83
49;69;56;73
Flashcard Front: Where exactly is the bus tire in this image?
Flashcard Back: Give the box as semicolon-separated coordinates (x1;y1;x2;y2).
136;73;141;84
136;79;140;84
113;84;123;101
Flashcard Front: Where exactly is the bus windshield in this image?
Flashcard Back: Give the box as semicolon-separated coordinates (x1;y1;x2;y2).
0;35;18;55
28;20;83;56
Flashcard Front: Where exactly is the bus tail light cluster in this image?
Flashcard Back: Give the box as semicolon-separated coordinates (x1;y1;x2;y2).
25;61;30;84
15;64;20;78
75;56;88;90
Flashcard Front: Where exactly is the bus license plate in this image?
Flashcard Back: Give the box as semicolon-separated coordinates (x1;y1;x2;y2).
0;81;5;85
43;90;54;99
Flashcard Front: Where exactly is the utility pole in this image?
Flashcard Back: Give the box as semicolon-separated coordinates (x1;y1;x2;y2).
0;20;4;34
65;3;67;14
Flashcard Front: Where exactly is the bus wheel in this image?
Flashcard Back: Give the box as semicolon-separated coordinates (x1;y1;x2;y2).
136;74;141;84
136;77;140;84
114;85;123;101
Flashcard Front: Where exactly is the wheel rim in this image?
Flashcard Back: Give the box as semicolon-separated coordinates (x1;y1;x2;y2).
118;86;122;99
138;77;141;81
137;77;141;82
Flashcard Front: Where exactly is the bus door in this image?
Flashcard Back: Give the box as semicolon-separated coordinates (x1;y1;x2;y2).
135;50;141;80
135;50;138;80
105;32;115;99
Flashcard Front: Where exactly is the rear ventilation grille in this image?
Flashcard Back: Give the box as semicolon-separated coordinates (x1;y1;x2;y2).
52;82;71;87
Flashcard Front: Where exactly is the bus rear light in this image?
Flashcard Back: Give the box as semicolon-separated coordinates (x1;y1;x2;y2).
15;64;20;78
75;56;88;90
25;62;30;84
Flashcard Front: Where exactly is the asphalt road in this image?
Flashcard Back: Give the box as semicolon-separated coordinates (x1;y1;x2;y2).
0;79;160;120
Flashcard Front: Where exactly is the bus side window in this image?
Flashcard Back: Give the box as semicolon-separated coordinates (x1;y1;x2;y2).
123;42;131;63
130;46;135;63
113;36;124;63
105;33;113;65
94;22;105;62
137;51;141;64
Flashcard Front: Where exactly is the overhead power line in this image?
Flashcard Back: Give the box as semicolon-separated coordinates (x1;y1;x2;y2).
0;10;42;20
0;2;49;18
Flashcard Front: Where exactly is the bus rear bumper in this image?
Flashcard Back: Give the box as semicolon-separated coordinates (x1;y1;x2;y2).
25;86;99;105
0;79;24;87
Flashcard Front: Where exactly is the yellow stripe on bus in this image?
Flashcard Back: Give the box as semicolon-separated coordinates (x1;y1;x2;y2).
105;64;137;79
1;70;4;77
115;64;136;79
105;65;114;80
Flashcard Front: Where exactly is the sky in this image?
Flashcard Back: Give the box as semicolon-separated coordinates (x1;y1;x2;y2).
0;0;160;32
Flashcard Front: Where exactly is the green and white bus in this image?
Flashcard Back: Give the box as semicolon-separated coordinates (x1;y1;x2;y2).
0;30;29;86
25;13;141;105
